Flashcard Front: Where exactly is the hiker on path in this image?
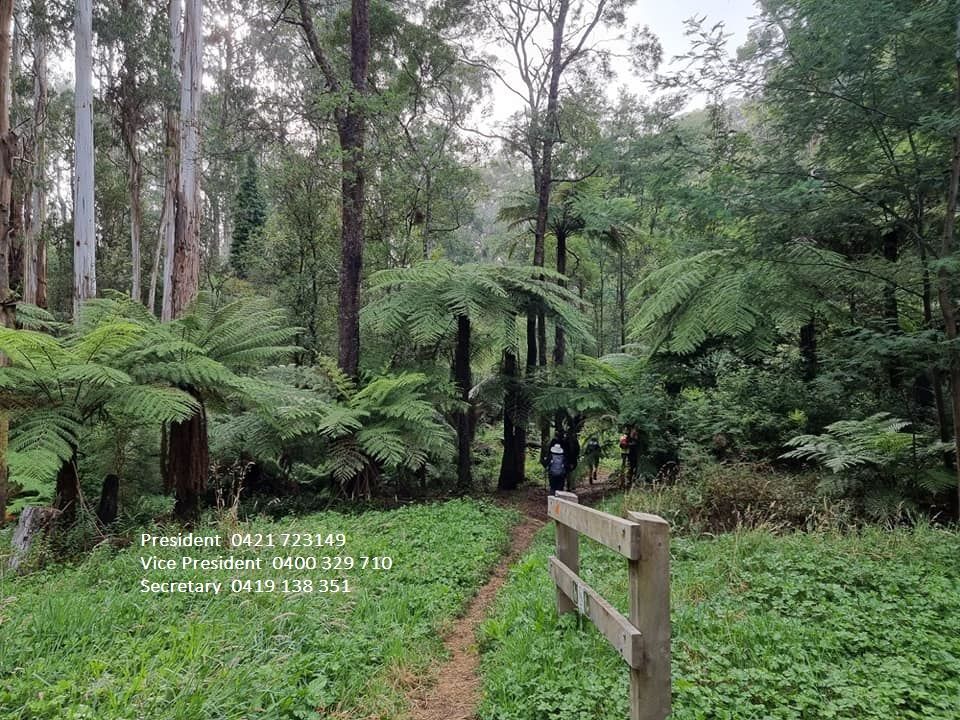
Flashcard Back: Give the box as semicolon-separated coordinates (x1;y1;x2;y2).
583;435;602;484
542;432;572;496
619;426;640;485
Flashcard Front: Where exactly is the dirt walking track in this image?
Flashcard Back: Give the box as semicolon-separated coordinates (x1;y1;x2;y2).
405;476;614;720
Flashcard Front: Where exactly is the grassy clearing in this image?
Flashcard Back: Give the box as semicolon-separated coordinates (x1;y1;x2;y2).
477;509;960;719
0;499;517;720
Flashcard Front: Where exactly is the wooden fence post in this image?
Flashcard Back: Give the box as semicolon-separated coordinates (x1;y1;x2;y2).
554;490;579;615
627;511;671;720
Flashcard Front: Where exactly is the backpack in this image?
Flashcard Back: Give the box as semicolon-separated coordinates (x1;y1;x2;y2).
619;434;629;450
547;443;566;477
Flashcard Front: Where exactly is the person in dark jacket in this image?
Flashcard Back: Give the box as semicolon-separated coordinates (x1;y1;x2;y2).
542;433;570;495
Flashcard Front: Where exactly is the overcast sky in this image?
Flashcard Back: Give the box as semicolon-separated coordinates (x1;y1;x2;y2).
477;0;759;127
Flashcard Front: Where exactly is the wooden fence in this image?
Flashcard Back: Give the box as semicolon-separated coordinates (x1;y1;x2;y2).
548;490;671;720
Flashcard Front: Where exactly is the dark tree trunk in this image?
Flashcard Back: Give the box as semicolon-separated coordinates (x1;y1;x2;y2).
169;397;208;522
96;474;119;526
554;230;567;364
454;314;472;488
297;0;368;378
799;319;817;381
335;0;369;378
337;109;365;377
498;349;521;490
527;1;569;365
618;248;626;350
54;453;80;526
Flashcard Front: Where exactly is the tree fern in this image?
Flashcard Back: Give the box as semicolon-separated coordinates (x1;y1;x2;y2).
629;241;855;356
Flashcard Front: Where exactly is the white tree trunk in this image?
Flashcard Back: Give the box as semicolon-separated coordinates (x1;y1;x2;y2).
160;0;182;321
23;32;47;307
170;0;202;319
73;0;96;319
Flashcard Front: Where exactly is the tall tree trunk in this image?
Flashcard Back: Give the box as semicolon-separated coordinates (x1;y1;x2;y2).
554;229;567;364
335;0;369;378
73;0;96;319
23;27;46;307
170;0;202;319
939;16;960;512
0;0;13;525
454;314;472;488
128;142;142;301
530;0;569;367
597;250;604;356
498;349;524;491
618;247;626;350
167;0;204;521
160;0;181;321
295;0;369;378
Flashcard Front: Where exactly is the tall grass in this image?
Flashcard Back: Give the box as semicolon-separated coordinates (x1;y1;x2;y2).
0;499;517;719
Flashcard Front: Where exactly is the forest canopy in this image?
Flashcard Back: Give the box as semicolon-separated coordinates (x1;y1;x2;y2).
0;0;959;526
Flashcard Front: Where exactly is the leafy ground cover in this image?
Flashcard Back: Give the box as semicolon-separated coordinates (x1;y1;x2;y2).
477;507;960;719
0;499;516;720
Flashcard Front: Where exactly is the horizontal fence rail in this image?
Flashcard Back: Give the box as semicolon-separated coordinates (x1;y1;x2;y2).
548;491;671;720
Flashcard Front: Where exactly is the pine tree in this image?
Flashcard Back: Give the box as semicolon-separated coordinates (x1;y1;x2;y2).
230;154;267;278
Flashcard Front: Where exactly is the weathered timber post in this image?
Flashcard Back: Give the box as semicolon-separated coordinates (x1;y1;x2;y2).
555;490;578;615
628;511;671;720
548;493;671;719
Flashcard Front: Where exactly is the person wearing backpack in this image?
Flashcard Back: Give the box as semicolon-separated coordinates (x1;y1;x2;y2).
542;433;570;495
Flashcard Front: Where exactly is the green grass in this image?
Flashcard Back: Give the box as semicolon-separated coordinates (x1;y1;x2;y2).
477;514;960;719
0;499;517;720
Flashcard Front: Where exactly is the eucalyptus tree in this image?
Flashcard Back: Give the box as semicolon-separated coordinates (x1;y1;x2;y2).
0;0;14;524
169;0;202;319
288;0;369;378
22;0;51;308
73;0;96;318
99;0;165;305
158;0;181;321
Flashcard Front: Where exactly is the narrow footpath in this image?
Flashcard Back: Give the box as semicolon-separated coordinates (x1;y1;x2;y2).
406;474;613;720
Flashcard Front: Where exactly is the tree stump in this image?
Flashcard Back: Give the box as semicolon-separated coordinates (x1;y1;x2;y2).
9;506;59;572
